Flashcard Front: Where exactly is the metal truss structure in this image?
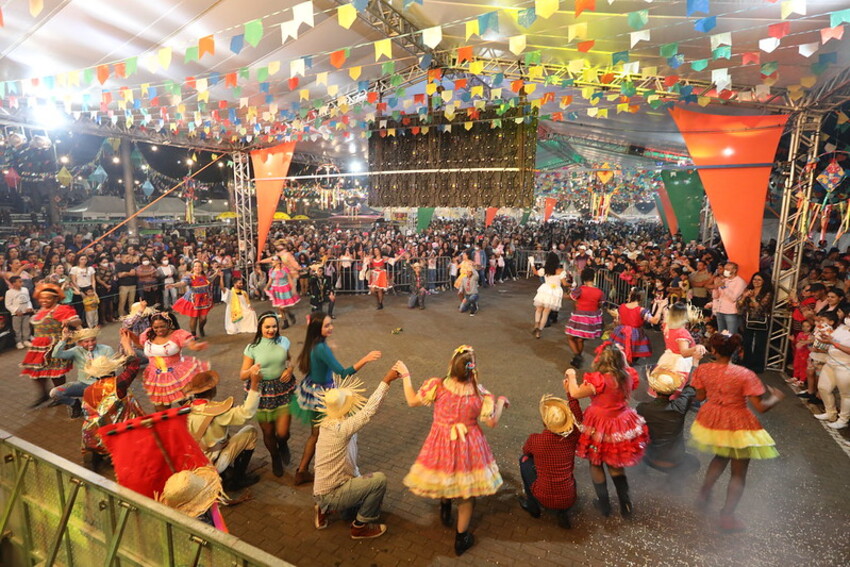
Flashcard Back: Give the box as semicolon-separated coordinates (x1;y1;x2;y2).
699;196;720;248
232;151;256;269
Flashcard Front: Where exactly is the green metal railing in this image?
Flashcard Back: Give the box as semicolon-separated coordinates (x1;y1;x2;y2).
0;430;290;567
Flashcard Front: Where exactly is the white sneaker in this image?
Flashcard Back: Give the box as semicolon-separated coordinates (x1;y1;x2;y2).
23;341;32;347
814;412;836;421
828;419;849;430
16;342;24;350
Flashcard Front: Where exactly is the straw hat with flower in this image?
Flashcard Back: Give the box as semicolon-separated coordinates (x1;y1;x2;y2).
315;376;367;425
539;395;576;436
157;466;223;518
83;354;128;380
647;365;685;395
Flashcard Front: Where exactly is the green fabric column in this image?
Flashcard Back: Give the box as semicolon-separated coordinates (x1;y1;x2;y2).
661;170;705;242
520;209;531;226
416;207;435;232
653;194;670;232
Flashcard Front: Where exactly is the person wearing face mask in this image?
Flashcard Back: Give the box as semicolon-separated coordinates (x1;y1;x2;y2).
814;315;850;429
135;256;159;306
708;262;747;335
157;257;178;309
95;257;116;324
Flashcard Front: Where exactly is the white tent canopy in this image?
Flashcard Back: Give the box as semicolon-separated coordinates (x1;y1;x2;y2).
64;196;128;219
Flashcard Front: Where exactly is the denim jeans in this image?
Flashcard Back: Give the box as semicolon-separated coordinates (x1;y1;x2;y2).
408;291;426;309
459;293;479;314
519;455;541;515
49;381;89;406
315;472;387;524
716;312;740;335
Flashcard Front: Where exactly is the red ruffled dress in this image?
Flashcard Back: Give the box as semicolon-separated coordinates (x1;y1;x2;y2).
142;329;210;405
172;275;213;318
368;258;389;290
690;363;778;460
20;304;79;380
612;304;652;363
576;368;648;468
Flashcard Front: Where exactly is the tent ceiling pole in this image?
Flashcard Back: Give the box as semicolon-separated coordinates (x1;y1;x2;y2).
233;152;255;270
766;111;823;372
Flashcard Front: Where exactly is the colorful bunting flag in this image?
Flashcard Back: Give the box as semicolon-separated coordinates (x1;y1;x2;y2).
518;7;537;28
509;35;527;55
627;10;648;30
374;38;392;60
244;19;263;47
230;34;244;54
694;16;716;33
338;3;357;29
536;0;559;19
422;26;442;48
686;0;709;16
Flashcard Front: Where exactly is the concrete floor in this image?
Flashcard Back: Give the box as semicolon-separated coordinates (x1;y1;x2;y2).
1;278;849;566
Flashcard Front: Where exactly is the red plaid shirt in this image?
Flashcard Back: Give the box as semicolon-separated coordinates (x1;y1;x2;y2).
522;398;583;510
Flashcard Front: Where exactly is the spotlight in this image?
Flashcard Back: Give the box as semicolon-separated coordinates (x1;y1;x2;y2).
186;159;194;165
59;156;70;164
151;145;158;151
349;159;364;173
112;156;120;164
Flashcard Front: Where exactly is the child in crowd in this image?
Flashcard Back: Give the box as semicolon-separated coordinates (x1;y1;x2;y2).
798;311;839;403
5;275;33;349
307;263;336;318
649;278;669;331
408;263;427;310
82;287;100;328
791;320;813;388
488;255;497;287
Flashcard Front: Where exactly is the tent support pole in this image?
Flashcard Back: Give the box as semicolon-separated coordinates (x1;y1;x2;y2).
120;139;139;239
233;152;255;269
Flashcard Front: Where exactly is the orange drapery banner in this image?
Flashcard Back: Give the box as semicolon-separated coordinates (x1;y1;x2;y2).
543;198;557;222
484;207;498;227
655;184;679;236
669;108;789;280
250;142;296;260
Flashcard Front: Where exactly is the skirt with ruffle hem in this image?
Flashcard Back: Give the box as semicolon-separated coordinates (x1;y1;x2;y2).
267;284;300;308
143;356;209;405
576;408;648;468
690;421;778;460
172;297;211;318
289;378;332;425
533;283;564;311
247;379;295;423
21;336;73;379
565;310;603;339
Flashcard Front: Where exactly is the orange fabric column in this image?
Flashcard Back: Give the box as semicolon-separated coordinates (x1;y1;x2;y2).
543;198;557;222
655;184;679;236
484;207;498;227
250;142;296;260
669;108;788;280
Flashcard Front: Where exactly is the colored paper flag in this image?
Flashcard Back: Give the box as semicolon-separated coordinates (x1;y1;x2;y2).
575;0;595;18
158;47;172;70
578;40;595;52
830;8;850;28
293;1;315;28
509;35;527;55
695;16;716;33
280;20;299;42
768;21;790;39
568;22;587;41
631;29;650;48
230;34;244;54
518;7;537;28
375;38;392;60
712;45;731;60
691;59;709;71
457;45;473;63
30;0;43;17
465;20;479;40
338;3;357;28
742;52;760;65
536;0;559;19
710;32;731;50
478;11;499;34
244;19;263;47
781;0;806;19
349;65;361;79
798;42;819;57
184;46;199;63
821;25;844;44
759;37;780;53
422;26;442;48
627;10;648;30
686;0;709;17
660;43;678;57
199;36;215;58
612;51;629;65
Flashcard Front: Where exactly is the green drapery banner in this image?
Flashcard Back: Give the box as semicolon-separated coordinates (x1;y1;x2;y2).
661;170;705;243
416;207;435;232
520;209;531;225
653;194;671;232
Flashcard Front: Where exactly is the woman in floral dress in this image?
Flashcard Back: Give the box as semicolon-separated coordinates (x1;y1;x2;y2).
140;312;209;412
20;283;82;406
401;346;509;556
171;260;214;337
367;247;389;310
266;256;300;329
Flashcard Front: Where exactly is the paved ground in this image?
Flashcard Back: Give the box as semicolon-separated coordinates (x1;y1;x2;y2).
1;279;849;566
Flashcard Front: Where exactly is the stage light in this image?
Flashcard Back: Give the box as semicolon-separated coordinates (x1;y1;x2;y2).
151;145;158;151
722;147;735;157
34;104;67;130
59;156;70;164
186;158;194;165
218;162;225;167
349;159;364;172
112;156;120;164
349;143;357;153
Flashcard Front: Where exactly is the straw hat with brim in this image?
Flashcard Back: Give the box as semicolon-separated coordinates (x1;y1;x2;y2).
316;376;367;424
157;466;223;518
648;366;685;395
72;327;100;343
539;395;576;436
182;371;220;397
83;354;128;380
34;283;62;300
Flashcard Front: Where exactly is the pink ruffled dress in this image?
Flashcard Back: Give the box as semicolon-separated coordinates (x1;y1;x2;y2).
142;329;210;405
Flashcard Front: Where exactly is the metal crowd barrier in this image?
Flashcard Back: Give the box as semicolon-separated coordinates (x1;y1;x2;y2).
0;430;288;567
305;257;456;294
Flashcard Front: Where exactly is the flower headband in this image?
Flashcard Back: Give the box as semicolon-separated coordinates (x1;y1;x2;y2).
453;345;474;356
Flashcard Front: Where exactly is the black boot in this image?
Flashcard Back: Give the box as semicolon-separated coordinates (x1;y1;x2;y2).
440;498;452;527
277;437;291;466
612;475;633;518
593;481;611;517
454;531;475;556
287;310;297;325
225;450;260;491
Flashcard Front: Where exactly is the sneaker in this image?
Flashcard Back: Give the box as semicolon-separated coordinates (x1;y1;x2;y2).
814;412;836;421
23;340;32;347
69;401;83;419
469;312;475;317
828;419;849;430
16;342;24;350
314;504;331;530
350;522;386;539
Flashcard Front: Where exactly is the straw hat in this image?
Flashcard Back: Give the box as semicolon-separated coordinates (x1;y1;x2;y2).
83;354;128;380
33;282;62;300
539;395;575;436
72;327;100;343
158;466;223;518
316;376;367;424
648;365;685;395
182;371;220;397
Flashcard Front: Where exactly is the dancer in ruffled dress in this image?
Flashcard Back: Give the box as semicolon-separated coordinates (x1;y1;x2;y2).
140;312;209;412
171;260;214;337
611;288;660;364
532;252;567;339
290;311;381;486
691;332;782;532
565;342;648;518
565;268;604;368
401;346;509;556
367;247;389;310
20;283;82;406
266;256;300;329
